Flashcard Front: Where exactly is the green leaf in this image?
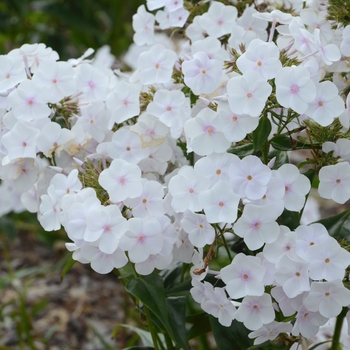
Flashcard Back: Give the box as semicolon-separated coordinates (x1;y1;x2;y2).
228;143;254;158
302;169;316;185
112;324;162;347
247;341;287;349
252;116;271;152
166;297;187;346
186;313;211;340
162;262;182;290
268;150;289;170
270;134;321;151
60;253;76;280
125;274;188;349
0;216;16;240
165;279;191;297
315;209;350;241
123;347;154;350
279;210;300;231
89;324;116;350
209;316;253;350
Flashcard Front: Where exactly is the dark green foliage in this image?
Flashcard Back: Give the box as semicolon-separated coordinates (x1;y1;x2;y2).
0;0;144;59
327;0;350;27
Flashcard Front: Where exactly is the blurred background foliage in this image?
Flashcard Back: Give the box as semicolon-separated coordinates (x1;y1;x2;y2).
0;0;144;60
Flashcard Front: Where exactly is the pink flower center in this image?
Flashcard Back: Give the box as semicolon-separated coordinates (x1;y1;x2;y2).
219;202;224;207
166;106;172;111
138;235;145;242
246;92;253;99
118;176;126;185
52;78;57;84
204;125;215;135
88;81;95;89
290;84;300;94
189;188;194;193
257;61;262;66
232;115;238;121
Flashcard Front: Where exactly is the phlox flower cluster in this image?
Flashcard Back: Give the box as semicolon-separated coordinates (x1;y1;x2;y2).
1;0;350;348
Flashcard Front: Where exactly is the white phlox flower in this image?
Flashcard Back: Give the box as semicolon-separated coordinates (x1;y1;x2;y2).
229;155;272;201
304;280;350;318
106;81;141;126
98;158;143;203
199;180;240;224
220;253;266;299
86;204;128;254
198;2;237;38
248;321;293;345
119;217;164;263
318;162;350;204
76;63;109;101
227;70;272;118
0;56;26;92
181;210;215;248
322;138;350;162
32;60;77;103
137;44;177;85
133;5;155;46
275;65;317;115
233;204;281;250
235;293;275;331
124;179;165;218
194;152;239;187
273;164;311;212
202;286;237;327
168;165;209;213
184;107;230;156
236;39;282;80
216;101;259;142
182;52;223;95
107;127;150;164
7;79;52;121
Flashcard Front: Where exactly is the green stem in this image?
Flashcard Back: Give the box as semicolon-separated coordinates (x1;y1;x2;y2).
144;306;160;350
164;333;175;350
331;308;347;350
262;141;269;165
221;234;232;261
180;263;187;283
